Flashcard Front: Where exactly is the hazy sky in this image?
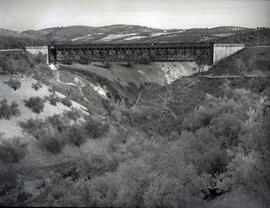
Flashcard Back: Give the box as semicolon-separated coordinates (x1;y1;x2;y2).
0;0;270;31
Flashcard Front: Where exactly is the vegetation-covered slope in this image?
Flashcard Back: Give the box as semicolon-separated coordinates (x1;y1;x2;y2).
0;44;269;207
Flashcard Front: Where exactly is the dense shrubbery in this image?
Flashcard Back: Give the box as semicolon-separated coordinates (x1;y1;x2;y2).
24;96;44;114
34;85;264;208
0;51;35;74
19;114;109;153
4;79;268;207
0;165;31;206
0;99;20;119
74;87;269;207
5;78;21;91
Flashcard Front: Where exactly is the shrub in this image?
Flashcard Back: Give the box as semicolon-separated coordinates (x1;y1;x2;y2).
0;99;20;119
39;134;65;154
5;78;21;91
24;96;44;114
65;125;86;146
31;81;42;91
47;114;67;132
83;117;110;139
35;52;47;64
61;97;72;107
47;94;60;106
19;118;47;140
0;138;27;163
63;108;82;121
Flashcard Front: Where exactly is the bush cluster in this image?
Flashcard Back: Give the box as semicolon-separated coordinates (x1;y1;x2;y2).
24;96;44;114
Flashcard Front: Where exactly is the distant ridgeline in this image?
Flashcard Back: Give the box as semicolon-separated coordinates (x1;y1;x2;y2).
0;27;269;49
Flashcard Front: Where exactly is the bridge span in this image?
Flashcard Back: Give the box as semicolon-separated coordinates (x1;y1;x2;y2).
48;43;214;65
24;43;245;65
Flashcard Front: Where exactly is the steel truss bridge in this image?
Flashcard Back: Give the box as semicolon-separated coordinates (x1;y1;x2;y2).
48;42;214;65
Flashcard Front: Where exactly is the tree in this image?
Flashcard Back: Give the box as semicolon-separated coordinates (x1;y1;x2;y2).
0;99;20;119
5;78;21;91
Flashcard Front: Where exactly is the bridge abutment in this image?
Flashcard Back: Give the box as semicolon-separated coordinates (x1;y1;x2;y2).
213;43;245;64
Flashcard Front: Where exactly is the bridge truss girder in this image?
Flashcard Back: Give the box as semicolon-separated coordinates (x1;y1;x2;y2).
48;43;214;65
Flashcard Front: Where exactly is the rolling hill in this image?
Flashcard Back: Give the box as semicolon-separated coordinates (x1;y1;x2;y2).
2;25;267;49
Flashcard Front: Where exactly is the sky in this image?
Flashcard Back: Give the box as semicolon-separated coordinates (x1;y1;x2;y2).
0;0;270;31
